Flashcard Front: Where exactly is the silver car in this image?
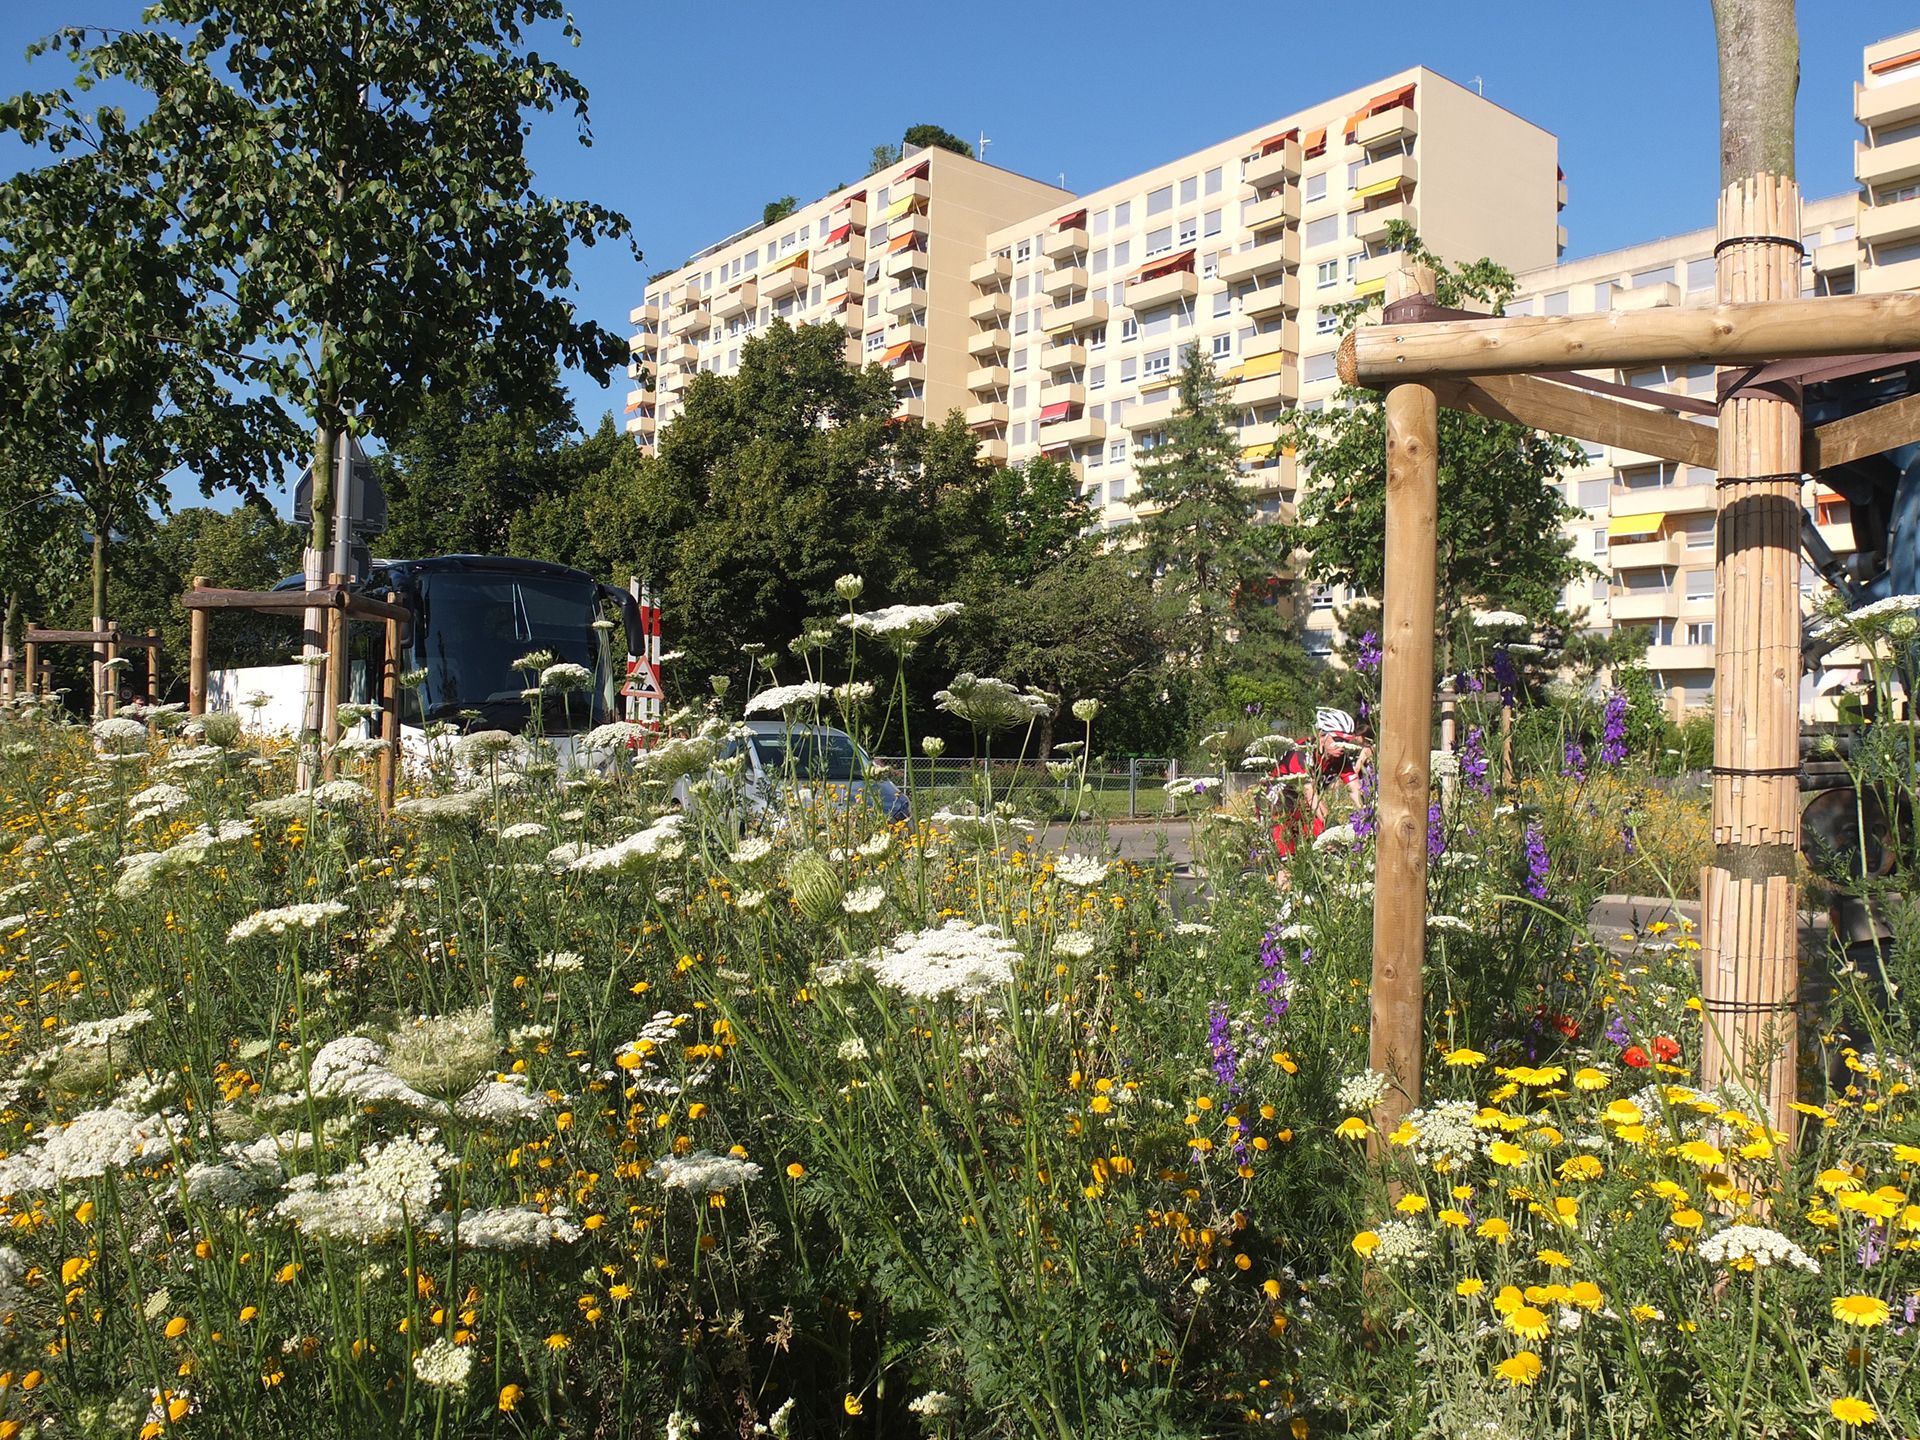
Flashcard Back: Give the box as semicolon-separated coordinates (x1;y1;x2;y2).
674;721;909;822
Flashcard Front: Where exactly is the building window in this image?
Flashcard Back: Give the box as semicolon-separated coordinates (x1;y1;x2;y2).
1144;348;1172;379
1315;310;1339;334
1211;333;1231;359
1112;240;1131;268
1203;208;1223;238
1316;258;1339;288
1145;226;1173;258
1177;175;1197;205
1346;252;1363;281
1543;290;1570;315
1592;282;1614;311
1110;437;1128;462
1631;264;1676;289
1304;171;1327;202
1685;621;1714;644
1114;200;1132;227
1015;240;1032;261
1012;348;1028;373
1215;289;1234;318
1684;257;1717;292
1303;351;1338;383
1305;215;1339;248
1591;526;1607;556
1178;216;1198;246
1201;253;1218;279
1121;316;1139;341
1091;248;1109;274
1011;422;1027;444
1091;209;1109;236
1576;477;1610;509
1147;185;1173;215
1089;364;1106;390
1684;569;1714;602
1120;357;1138;382
1347;160;1364;188
1204;165;1223;195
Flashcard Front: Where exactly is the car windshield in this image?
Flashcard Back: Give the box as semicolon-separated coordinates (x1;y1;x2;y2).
751;729;863;781
413;569;610;730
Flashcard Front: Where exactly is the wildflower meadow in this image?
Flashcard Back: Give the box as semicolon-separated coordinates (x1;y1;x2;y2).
0;589;1914;1440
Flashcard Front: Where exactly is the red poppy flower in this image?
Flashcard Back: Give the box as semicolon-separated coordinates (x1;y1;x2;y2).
1621;1045;1650;1068
1652;1035;1681;1062
1551;1014;1579;1039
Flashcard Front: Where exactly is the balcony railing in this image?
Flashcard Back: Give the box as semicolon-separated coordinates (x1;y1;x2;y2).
966;364;1008;393
761;264;809;301
1856;71;1920;129
966;326;1010;358
1043;226;1089;260
1044;297;1110;334
1861;193;1920;247
711;282;757;321
969;255;1012;286
968;291;1012;323
1353;202;1415;248
1243;186;1300;233
885;284;928;317
1240;321;1298;360
1126;268;1198;309
1042;265;1088;297
1038;414;1107;449
1040;342;1086;374
1238;273;1300;318
1858;133;1920;188
1217;232;1300;285
1243;138;1301;192
1233;366;1298;408
1355;105;1417;149
628;302;659;326
965;401;1008;428
1038;380;1085;409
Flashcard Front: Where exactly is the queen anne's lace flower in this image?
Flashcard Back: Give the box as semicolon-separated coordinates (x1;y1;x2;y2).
743;682;831;715
570;814;684;873
1697;1224;1819;1273
839;602;963;639
411;1337;473;1389
228;900;349;943
1052;854;1108;887
1053;932;1098;960
868;920;1020;1002
841;885;886;915
1336;1070;1390;1113
308;1036;447;1114
648;1150;761;1193
449;1205;582;1250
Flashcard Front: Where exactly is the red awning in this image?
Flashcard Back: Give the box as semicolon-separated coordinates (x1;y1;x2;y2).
1255;127;1299;155
1055;208;1087;229
882;341;921;364
1128;248;1195;283
888;231;923;253
897;159;931;183
1302;126;1327;158
835;189;867;209
1869;47;1920;75
1038;401;1072;424
1344;83;1415;138
825;222;853;245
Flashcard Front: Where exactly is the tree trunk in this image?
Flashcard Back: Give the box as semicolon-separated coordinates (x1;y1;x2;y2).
1703;0;1803;1141
1;590;16;702
89;438;112;722
300;416;338;776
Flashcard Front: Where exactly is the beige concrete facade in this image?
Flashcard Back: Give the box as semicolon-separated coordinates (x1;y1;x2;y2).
625;150;1070;447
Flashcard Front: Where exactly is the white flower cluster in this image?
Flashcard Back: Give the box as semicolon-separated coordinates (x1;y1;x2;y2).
868;920;1020;1002
115;820;255;899
308;1035;446;1114
570;813;685;873
1164;776;1222;799
62;1009;154;1050
411;1336;473;1389
497;821;548;842
1336;1069;1391;1114
1696;1224;1820;1273
908;1392;957;1417
539;662;593;691
1398;1098;1486;1169
35;1107;177;1185
579;720;652;755
1312;824;1358;852
839;602;963;639
1370;1218;1431;1271
90;716;149;754
277;1133;454;1243
743;682;832;715
841;885;886;915
540;951;585;974
648;1149;762;1194
1471;610;1530;630
455;1075;550;1124
1053;932;1098;960
1429;749;1460;782
126;783;191;823
393;789;492;821
1052;853;1109;887
228;900;349;943
729;836;774;865
449;1204;582;1251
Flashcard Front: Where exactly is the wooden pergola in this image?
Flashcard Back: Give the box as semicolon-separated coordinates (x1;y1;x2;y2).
1347;179;1920;1141
10;623;163;717
181;573;411;810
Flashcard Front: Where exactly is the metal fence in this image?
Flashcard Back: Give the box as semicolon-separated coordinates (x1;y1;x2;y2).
874;756;1193;819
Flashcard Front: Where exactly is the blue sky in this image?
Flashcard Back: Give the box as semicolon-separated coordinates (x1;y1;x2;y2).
3;1;1915;449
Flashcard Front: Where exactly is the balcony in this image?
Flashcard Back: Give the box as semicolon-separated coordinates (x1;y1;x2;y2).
1241;320;1299;360
660;340;697;365
658;369;689;397
891;175;932;207
675;278;704;308
1218;232;1300;285
624;411;655;438
628;302;658;326
711;281;757;321
889;360;927;386
885;284;927;317
762;263;809;301
1243;186;1300;232
965;401;1008;428
1351;152;1418;198
1043;225;1090;260
1354;201;1415;247
968;291;1012;323
832;196;868;229
1858;133;1920;187
1041;341;1086;373
676;305;713;335
970;255;1012;286
1355;105;1418;149
1233;365;1297;408
967;364;1008;393
1558;178;1570;209
1243;138;1301;191
1239;273;1300;318
1042;264;1088;297
1038;414;1107;449
1647;641;1716;673
1127;266;1199;309
966;325;1010;358
1608;534;1691;570
1125;393;1177;431
1038;380;1085;409
886;321;928;350
1857;71;1920;129
1609;589;1684;622
817;234;864;277
1861;253;1920;293
1814;238;1860;273
1615;281;1683;312
1045;296;1110;334
627;332;652;355
975;436;1008;464
886;246;928;280
1861;193;1920;246
894;395;927;421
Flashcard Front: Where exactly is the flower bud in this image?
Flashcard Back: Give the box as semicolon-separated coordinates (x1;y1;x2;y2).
784;850;843;924
1072;699;1102;723
710;675;731;698
921;736;946;758
834;574;865;602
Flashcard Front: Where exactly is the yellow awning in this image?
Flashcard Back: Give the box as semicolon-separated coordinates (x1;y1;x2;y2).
1217;364;1244;384
1352;276;1386;297
1609;511;1666;538
885;194;925;222
1138;372;1177;392
1353;176;1405;200
769;249;809;274
1241;443;1276;461
1238;351;1291;382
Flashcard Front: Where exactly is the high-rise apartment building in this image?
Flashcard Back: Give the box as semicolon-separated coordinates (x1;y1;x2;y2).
1506;24;1920;712
625;152;1072;446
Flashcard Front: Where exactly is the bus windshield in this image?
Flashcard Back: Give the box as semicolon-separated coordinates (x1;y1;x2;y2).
412;569;611;731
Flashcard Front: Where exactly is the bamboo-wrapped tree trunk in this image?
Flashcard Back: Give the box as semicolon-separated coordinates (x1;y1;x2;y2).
1701;0;1803;1135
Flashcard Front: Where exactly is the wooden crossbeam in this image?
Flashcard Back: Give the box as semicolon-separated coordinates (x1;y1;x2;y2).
179;585;410;624
1429;372;1717;467
1804;389;1920;471
23;628;161;648
1340;292;1920;387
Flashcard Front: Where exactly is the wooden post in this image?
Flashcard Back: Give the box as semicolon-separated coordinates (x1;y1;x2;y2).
378;595;401;812
1369;260;1440;1145
22;635;37;701
322;574;348;777
146;630;161;704
1499;698;1514;790
187;577;209;717
1701;173;1804;1136
102;626;119;718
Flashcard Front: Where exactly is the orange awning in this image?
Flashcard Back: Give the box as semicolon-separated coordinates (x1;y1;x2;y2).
1302;126;1327;158
1345;83;1416;138
882;341;921;364
1869;47;1920;75
767;249;809;274
1255;127;1299;155
896;159;931;183
1056;207;1087;229
1129;248;1195;283
888;231;923;253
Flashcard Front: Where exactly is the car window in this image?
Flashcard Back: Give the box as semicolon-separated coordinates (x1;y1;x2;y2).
749;730;860;781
